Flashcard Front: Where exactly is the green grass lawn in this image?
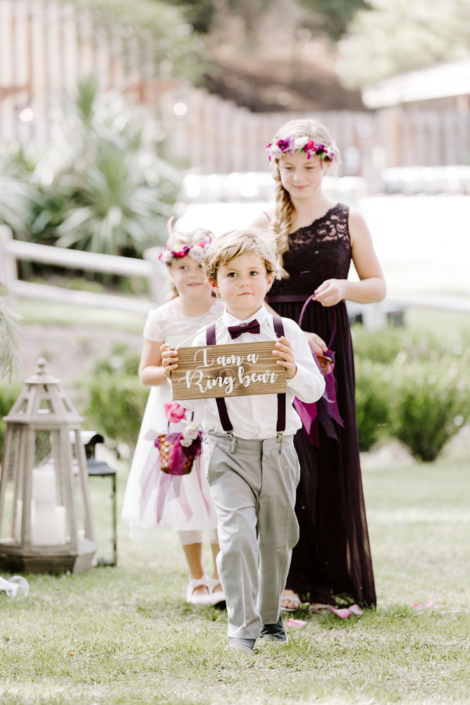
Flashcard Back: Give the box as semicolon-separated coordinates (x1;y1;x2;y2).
0;460;469;705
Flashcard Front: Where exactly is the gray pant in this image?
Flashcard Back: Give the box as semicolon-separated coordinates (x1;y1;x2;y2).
204;433;300;639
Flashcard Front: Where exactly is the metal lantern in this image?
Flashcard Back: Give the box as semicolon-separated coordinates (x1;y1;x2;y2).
0;359;96;574
79;431;118;567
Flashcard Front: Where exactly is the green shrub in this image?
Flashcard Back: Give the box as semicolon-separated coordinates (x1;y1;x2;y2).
352;325;406;364
354;359;392;451
92;342;141;377
392;361;470;462
86;374;148;450
84;343;146;449
352;325;446;365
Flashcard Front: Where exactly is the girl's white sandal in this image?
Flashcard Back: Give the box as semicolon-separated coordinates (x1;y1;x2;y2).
280;592;302;612
186;574;212;606
208;577;226;606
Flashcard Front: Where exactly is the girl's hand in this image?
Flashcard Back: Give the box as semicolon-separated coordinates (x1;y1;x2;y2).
304;331;327;357
161;344;179;378
272;336;297;379
313;279;347;307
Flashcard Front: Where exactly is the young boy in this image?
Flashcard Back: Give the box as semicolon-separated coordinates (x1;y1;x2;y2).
162;230;325;653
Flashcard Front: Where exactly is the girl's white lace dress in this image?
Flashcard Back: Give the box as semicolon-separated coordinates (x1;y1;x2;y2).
122;299;222;534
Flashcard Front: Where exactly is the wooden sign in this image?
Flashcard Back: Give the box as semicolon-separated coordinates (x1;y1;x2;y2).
171;341;287;401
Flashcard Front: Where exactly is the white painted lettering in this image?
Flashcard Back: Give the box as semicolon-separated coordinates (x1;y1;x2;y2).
194;348;214;370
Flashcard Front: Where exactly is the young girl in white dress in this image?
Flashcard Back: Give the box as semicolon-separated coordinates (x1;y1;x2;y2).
121;221;224;606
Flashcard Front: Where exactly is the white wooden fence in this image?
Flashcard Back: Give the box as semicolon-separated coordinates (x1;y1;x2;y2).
0;225;169;313
2;224;469;328
2;0;470;176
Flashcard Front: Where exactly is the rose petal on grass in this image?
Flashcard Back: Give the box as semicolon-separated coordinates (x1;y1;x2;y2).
424;600;434;609
412;603;422;609
331;607;351;619
287;618;306;628
349;604;364;616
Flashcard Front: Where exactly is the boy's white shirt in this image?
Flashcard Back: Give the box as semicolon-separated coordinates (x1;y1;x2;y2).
177;305;325;440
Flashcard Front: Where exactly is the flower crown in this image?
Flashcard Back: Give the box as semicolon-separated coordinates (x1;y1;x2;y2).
266;136;338;163
159;217;212;264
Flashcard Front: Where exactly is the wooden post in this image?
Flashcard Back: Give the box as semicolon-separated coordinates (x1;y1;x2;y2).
0;0;15;141
143;246;170;306
63;3;79;91
30;0;49;146
12;0;31;145
0;225;18;286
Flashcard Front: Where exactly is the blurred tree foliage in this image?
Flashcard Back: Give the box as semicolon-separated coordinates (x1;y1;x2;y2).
156;0;367;40
225;0;272;41
162;0;216;33
299;0;369;40
338;0;470;88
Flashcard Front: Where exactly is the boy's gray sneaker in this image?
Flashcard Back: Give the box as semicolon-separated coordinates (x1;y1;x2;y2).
228;637;256;653
259;613;288;643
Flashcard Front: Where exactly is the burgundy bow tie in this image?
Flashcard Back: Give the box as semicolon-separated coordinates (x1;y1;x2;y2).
228;318;261;340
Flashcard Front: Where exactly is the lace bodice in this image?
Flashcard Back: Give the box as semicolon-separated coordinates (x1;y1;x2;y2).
270;203;351;296
143;298;223;347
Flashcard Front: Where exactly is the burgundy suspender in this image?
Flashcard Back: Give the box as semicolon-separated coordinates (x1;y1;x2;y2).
206;324;233;433
205;318;287;436
272;317;286;434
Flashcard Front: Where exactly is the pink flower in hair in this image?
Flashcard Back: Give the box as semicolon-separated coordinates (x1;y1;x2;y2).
276;139;290;152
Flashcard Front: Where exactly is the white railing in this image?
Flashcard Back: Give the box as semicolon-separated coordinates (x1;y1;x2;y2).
2;224;469;324
0;225;169;313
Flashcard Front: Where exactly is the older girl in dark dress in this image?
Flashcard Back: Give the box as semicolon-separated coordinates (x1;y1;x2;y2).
253;119;386;610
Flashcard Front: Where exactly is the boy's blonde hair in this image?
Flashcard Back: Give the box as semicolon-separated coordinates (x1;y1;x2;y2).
270;118;340;262
165;228;213;299
204;229;280;283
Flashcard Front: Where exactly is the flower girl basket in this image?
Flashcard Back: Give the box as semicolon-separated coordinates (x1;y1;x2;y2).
155;404;202;476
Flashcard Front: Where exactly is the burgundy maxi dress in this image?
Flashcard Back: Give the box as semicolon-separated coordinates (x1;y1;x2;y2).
267;203;376;607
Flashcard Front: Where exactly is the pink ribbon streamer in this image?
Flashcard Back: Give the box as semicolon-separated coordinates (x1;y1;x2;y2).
294;342;344;447
139;429;160;514
169;475;193;522
156;471;172;524
167;215;174;238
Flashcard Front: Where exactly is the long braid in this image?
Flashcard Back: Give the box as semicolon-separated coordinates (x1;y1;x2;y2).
271;164;294;277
